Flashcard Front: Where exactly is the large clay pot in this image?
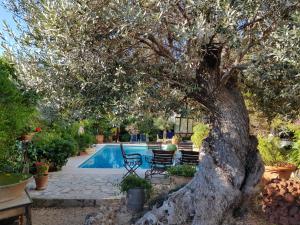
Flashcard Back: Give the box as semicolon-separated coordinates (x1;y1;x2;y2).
263;165;297;182
96;134;104;144
126;188;145;212
34;174;49;190
79;151;88;156
0;173;32;203
170;175;193;187
20;132;35;142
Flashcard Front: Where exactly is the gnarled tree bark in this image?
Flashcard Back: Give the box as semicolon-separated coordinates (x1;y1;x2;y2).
136;46;264;225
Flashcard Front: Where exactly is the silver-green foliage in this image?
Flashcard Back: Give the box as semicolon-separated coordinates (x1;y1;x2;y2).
1;0;299;118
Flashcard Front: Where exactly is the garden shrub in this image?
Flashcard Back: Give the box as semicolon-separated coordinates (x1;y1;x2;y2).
120;132;131;142
0;57;38;172
46;138;77;170
137;117;159;141
288;125;300;167
258;135;288;166
75;132;95;151
153;117;174;131
289;141;300;168
30;131;77;171
191;123;209;149
167;165;197;177
50;120;96;153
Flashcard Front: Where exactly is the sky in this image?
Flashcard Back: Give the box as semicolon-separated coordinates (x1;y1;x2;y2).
0;2;17;54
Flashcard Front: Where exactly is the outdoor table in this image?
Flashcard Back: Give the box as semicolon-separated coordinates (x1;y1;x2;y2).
0;190;32;225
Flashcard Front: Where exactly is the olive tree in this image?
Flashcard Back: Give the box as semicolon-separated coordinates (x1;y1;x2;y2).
1;0;300;224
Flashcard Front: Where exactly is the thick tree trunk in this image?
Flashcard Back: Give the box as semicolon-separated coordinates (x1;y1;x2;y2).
136;83;264;225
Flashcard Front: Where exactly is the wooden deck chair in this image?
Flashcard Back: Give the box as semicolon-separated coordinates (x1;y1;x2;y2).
178;142;193;151
120;144;142;178
179;150;199;165
178;143;199;165
145;150;175;179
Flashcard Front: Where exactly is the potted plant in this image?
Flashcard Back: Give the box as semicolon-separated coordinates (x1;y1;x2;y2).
94;118;113;144
172;134;181;145
258;135;297;182
120;175;152;212
0;173;32;203
76;132;95;155
33;161;49;190
167;165;197;187
96;131;105;144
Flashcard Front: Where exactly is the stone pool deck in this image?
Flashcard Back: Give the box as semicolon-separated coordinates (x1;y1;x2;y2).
27;148;132;207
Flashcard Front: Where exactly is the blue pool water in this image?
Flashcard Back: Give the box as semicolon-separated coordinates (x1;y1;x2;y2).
79;145;152;169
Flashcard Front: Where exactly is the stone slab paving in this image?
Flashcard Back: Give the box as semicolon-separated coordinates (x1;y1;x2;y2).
28;172;122;199
26;150;131;207
26;145;150;207
27;172;124;207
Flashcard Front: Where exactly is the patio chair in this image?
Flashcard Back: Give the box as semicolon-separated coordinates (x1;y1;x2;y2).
130;134;138;143
120;144;142;178
178;142;193;151
140;133;147;142
147;142;162;151
145;150;175;179
179;150;199;165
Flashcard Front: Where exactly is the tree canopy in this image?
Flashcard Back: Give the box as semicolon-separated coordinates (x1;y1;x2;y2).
1;0;299;119
1;1;300;224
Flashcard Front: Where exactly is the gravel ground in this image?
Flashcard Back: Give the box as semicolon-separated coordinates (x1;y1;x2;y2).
32;207;100;225
31;207;272;225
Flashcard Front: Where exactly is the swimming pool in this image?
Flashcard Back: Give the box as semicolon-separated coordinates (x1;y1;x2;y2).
79;144;152;169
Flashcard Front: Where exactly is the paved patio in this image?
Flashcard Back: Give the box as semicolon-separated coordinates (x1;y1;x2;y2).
27;148;128;207
26;144;165;207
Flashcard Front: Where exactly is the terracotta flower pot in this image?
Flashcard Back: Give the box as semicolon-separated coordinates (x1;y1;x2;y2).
0;173;32;203
171;175;193;187
96;134;104;144
21;132;35;142
79;151;88;156
263;165;297;182
34;174;49;190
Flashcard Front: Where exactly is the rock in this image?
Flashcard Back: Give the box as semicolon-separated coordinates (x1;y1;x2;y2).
83;198;135;225
83;212;105;225
262;179;300;225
